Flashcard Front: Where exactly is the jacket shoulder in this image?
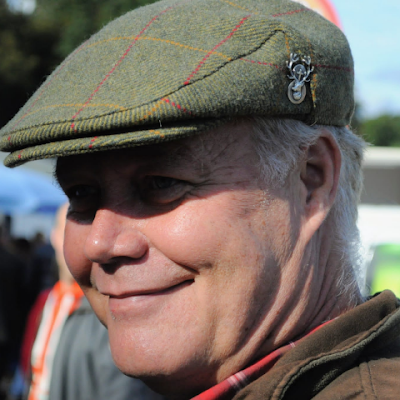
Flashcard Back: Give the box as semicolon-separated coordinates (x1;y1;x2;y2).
313;341;400;399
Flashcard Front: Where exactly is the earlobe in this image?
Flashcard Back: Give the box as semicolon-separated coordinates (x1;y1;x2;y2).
300;131;341;222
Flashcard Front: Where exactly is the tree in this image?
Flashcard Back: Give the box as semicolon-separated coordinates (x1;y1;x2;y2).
359;115;400;147
0;0;60;128
33;0;158;59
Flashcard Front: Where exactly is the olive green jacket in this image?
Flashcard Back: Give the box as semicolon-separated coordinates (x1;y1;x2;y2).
234;290;400;399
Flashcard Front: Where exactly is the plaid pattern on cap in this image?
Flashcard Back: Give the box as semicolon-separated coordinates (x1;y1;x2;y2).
0;0;354;167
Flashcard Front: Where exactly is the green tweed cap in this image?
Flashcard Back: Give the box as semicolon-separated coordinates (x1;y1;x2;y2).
0;0;354;167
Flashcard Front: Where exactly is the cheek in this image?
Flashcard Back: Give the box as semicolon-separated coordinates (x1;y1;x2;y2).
149;201;230;268
148;193;288;271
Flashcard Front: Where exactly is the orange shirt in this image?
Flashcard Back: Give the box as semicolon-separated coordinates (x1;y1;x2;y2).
28;281;83;400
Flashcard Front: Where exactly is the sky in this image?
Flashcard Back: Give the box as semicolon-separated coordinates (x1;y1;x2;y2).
332;0;400;118
7;0;400;119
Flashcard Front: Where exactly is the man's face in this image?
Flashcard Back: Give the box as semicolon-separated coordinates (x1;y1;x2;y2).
57;122;301;397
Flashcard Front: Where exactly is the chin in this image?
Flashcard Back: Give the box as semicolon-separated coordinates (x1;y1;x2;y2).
107;322;218;398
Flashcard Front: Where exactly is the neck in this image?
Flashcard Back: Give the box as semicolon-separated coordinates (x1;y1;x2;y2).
255;229;363;360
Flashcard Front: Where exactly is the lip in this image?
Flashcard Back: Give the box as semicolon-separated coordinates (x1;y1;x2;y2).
108;279;194;298
108;280;194;319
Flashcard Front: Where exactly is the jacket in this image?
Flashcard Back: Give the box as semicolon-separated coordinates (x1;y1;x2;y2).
233;290;400;399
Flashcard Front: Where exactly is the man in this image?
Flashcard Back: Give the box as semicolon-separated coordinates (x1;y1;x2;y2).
27;204;84;400
1;0;400;398
0;231;28;400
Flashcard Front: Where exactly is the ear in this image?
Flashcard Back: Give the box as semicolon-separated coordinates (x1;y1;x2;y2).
299;130;341;237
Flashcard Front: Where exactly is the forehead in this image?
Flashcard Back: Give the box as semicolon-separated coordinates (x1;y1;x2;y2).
55;121;255;177
56;139;195;173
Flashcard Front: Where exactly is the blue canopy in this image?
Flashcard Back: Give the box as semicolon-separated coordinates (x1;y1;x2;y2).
0;165;67;215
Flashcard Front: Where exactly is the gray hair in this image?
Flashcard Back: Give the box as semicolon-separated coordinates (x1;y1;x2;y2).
247;117;366;292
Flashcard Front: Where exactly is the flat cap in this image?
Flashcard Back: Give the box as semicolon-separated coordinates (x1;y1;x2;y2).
0;0;354;167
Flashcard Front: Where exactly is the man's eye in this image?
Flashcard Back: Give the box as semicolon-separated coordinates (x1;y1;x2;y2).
149;176;179;190
64;185;99;219
142;176;187;205
67;185;98;199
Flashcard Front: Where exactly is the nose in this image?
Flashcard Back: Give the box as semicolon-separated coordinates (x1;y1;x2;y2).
84;208;149;265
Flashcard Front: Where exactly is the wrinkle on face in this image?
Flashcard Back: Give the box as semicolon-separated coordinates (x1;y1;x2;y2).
56;120;315;397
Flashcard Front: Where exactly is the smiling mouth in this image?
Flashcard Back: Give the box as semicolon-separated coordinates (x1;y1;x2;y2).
108;279;194;319
108;279;195;299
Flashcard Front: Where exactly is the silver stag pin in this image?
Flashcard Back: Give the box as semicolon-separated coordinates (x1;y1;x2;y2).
286;53;314;105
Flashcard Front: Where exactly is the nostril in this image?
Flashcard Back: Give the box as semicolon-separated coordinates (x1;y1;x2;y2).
99;253;150;275
100;262;119;275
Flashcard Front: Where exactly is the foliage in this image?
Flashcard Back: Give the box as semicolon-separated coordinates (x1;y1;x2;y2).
0;0;60;127
0;0;155;129
359;115;400;147
33;0;158;59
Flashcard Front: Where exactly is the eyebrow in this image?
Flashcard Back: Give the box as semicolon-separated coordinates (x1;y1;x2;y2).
53;134;217;185
54;159;97;187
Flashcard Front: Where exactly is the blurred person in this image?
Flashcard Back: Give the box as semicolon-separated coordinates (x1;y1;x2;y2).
2;0;400;399
31;233;46;249
26;204;83;400
0;234;27;400
30;231;56;290
24;234;57;316
8;238;32;264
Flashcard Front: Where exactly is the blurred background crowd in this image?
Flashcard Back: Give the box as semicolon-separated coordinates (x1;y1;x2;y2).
0;0;399;399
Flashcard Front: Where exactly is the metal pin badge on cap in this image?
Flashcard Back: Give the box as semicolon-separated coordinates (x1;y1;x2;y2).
286;53;314;104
